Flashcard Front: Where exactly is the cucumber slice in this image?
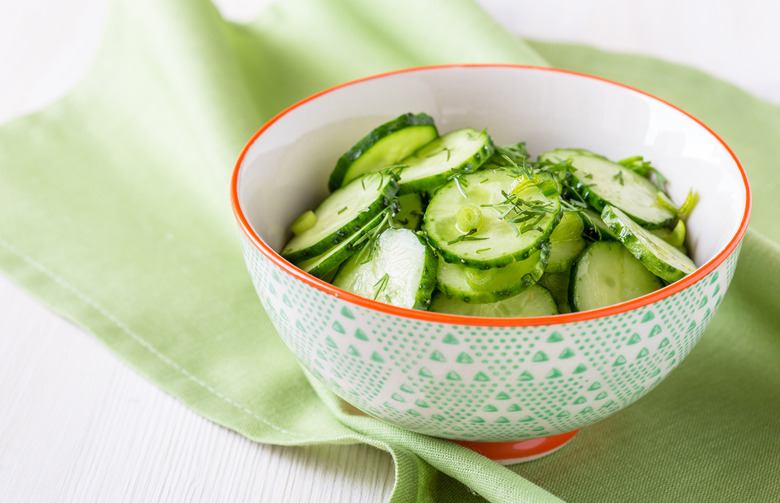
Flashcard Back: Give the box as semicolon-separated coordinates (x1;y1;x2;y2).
649;220;688;254
296;210;388;279
547;210;587;273
396;128;494;194
539;272;572;314
423;169;562;268
539;149;675;228
290;210;317;235
430;284;558;318
579;208;617;241
569;241;664;312
282;170;399;262
328;113;438;191
436;242;550;303
601;205;697;283
391;193;426;231
332;228;437;309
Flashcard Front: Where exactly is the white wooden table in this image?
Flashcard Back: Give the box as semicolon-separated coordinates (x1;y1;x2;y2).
1;1;777;501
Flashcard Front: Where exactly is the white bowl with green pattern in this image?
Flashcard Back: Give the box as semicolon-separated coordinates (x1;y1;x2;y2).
231;65;751;463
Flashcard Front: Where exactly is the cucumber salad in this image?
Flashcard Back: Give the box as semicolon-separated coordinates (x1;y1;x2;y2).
281;113;698;317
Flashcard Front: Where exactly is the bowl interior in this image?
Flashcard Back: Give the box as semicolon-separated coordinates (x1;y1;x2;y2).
236;65;747;272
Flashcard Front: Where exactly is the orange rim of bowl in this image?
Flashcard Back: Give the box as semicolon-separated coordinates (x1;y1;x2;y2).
230;64;752;328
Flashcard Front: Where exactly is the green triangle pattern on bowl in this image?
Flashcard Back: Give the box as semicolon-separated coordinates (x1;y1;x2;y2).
241;237;740;442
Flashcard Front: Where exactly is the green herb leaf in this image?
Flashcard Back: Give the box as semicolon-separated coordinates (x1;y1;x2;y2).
617;156;652;176
452;176;468;198
373;273;390;300
651;168;668;192
447;228;488;245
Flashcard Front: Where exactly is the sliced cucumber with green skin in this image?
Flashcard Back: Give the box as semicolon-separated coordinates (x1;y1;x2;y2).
436;242;550;303
547;210;587;273
539;149;675;228
430;284;558;318
539;272;572;314
319;268;338;284
328;113;438;191
423;169;562;269
601;205;696;283
296;210;388;279
579;208;617;241
391;193;425;231
396;128;494;194
332;228;437;310
569;241;664;312
290;210;317;236
649;220;688;255
282;171;399;262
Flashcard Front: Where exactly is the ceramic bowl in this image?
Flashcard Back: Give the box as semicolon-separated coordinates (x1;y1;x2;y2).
231;65;751;464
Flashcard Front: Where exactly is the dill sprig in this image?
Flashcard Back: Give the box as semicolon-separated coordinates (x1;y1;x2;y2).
452;175;468;198
537;157;589;211
386;164;408;178
481;190;557;236
651;169;668;192
446;159;481;199
494;145;534;180
447;228;488;245
535;156;571;177
560;198;587;211
618;155;667;191
494;143;529;165
617;156;652;176
427;147;454;161
351;207;393;264
372;273;390;300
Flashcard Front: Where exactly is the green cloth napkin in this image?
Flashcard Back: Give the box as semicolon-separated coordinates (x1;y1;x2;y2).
1;0;778;501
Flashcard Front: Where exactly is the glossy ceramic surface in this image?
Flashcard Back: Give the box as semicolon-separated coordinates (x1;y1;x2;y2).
232;65;750;443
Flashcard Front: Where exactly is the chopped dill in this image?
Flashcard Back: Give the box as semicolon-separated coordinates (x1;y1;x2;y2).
617;156;652;176
494;143;529;166
447;228;488;245
427;147;453;161
373;273;390;300
452;176;468;198
353;208;392;264
618;155;667;191
651;168;668;192
480;189;556;236
560;198;586;211
494;145;534;180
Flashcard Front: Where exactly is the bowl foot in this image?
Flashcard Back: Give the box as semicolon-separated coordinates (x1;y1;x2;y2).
452;430;580;465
